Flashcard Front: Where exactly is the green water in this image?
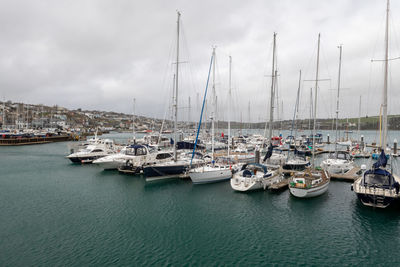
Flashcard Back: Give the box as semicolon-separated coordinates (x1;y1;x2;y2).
1;132;400;266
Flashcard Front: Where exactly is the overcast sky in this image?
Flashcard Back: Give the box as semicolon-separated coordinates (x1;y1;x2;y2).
1;0;400;122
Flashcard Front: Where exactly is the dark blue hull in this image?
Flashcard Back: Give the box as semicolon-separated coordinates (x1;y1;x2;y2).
68;156;102;164
143;164;188;178
283;162;310;171
356;193;396;208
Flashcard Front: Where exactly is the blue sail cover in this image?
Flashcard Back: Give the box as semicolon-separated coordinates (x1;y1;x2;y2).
263;144;274;162
373;150;388;169
294;147;306;156
241;163;268;173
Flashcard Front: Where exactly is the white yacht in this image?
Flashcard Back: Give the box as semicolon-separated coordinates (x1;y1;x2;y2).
92;144;157;170
231;163;283;192
320;151;354;174
189;163;233;184
288;34;330;199
118;151;174;174
188;48;234;185
66;139;116;163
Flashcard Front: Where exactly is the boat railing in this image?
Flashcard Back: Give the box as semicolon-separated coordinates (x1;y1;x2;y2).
354;183;399;198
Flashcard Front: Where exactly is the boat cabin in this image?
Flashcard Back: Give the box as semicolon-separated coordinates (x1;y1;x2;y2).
125;144;148;156
362;169;397;190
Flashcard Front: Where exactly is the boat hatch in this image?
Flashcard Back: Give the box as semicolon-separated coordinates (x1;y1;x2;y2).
312;178;322;185
294;178;305;184
243;170;252;177
156;153;172;160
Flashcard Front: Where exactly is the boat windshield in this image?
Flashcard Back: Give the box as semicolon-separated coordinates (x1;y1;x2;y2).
364;173;391;186
336;152;349;160
136;147;147;156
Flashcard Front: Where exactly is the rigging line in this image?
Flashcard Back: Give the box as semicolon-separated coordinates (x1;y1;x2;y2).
318;85;331;120
389;11;400;66
158;24;177;121
302;38;319;92
366;60;373;117
257;38;274;97
180;21;201;99
319;39;333;86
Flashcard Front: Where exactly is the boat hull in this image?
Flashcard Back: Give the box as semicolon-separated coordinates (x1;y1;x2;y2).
355;193;395;208
67;155;106;164
283;162;310;171
190;169;232;184
93;160;123;170
230;177;264;192
143;164;188;180
289;180;329;198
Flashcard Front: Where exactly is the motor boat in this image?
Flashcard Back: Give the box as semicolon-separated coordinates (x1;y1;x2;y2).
66;139;116;163
92;144;156;170
118;151;174;175
352;151;400;208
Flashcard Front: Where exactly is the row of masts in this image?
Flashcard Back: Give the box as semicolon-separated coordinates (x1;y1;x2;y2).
164;3;392;165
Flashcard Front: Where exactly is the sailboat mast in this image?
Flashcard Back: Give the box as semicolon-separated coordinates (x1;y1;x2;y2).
173;11;181;162
309;88;312;133
228;56;232;157
293;70;302;142
211;47;216;161
268;33;276;141
335;45;342;155
248;101;250;130
312;33;321;168
188;96;191;128
132;98;136;143
195;92;199;131
358;95;362;141
382;0;389;149
2;100;5;130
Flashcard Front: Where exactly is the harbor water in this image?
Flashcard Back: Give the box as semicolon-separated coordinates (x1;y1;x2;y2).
1;131;400;266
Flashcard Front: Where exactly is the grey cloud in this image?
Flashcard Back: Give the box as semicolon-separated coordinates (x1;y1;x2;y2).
0;0;399;123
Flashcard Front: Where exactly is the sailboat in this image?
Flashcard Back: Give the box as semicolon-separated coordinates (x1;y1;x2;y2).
283;70;311;172
321;45;354;174
288;34;330;198
262;32;287;168
352;0;400;208
143;12;204;181
231;33;284;192
189;48;233;184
